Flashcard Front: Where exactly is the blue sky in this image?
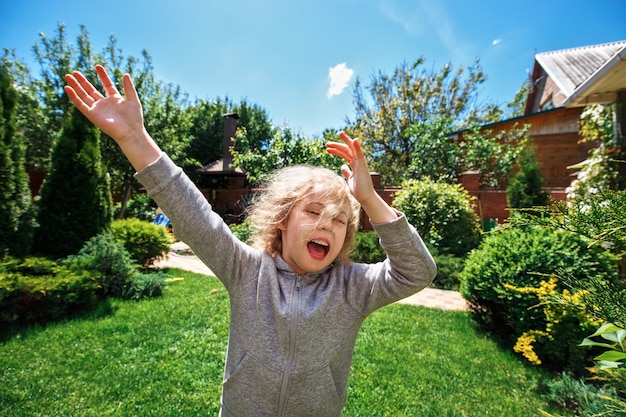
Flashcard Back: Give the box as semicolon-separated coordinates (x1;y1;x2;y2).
2;0;625;137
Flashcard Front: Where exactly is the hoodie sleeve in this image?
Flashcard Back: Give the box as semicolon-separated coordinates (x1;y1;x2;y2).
347;212;437;315
134;153;257;289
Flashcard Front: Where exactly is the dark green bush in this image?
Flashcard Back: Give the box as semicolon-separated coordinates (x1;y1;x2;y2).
351;231;386;264
430;252;464;291
460;224;617;348
123;271;167;300
63;233;136;298
392;178;481;256
0;256;98;324
110;218;173;267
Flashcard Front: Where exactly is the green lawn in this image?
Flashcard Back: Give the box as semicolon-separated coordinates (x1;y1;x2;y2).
0;269;565;416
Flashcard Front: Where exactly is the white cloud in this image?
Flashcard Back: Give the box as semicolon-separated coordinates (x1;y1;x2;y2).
492;38;502;46
327;63;354;98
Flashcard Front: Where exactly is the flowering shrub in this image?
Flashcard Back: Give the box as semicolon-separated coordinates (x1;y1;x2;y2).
506;277;599;372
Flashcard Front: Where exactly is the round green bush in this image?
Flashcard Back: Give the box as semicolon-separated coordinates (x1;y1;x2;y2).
63;233;136;298
392;178;481;256
110;218;173;267
460;224;617;346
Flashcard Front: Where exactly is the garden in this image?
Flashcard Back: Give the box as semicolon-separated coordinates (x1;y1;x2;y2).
1;25;626;416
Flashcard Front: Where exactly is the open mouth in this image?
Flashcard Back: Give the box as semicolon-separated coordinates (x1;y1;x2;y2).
307;239;330;260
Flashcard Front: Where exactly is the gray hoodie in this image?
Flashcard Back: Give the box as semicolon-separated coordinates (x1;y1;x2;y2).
136;154;437;416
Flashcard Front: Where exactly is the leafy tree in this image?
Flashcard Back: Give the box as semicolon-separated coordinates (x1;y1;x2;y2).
231;125;343;184
405;117;460;182
459;123;529;189
33;108;112;258
0;59;35;256
347;57;496;185
183;97;273;186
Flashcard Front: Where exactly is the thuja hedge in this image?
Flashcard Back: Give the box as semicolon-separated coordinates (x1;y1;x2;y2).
0;257;99;324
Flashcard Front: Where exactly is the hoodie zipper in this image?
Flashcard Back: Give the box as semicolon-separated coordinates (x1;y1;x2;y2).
277;275;302;416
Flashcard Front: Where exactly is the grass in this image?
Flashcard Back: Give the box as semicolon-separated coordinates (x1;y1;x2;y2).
0;269;566;416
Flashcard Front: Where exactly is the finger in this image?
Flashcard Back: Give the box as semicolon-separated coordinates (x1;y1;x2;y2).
95;65;120;97
70;70;104;102
340;164;353;181
64;85;92;114
326;142;352;163
122;73;141;104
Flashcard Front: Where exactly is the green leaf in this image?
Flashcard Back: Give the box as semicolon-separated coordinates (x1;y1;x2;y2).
579;338;615;349
594;351;626;362
590;322;623;337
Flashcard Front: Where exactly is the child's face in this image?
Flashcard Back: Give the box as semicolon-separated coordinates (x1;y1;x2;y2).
278;191;349;275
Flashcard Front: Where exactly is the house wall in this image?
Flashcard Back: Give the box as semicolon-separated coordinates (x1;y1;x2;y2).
459;107;594;189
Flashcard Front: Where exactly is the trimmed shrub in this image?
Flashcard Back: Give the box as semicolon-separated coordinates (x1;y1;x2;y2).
460;224;617;349
110;218;173;267
0;256;98;324
392;178;481;256
63;233;136;298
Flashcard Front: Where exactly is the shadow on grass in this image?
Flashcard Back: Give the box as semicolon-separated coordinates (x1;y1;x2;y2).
0;298;116;343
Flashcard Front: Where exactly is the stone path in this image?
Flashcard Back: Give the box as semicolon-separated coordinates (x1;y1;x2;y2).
154;242;467;312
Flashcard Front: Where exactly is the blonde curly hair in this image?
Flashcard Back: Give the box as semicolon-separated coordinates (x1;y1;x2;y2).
246;165;361;263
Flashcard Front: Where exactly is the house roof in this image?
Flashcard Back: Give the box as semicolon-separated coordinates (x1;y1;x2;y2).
535;40;626;107
196;158;246;175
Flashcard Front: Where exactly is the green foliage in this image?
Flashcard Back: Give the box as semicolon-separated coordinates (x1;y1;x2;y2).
351;231;386;264
405;117;460;182
0;59;35;257
430;251;465;291
33;107;112;258
113;193;157;221
568;104;625;196
0;256;99;324
507;143;549;209
183;98;273;179
348;57;493;186
460;123;529;189
460;225;617;353
110;218;173;267
540;372;622;416
63;233;136;298
228;219;254;244
393;178;481;256
521;190;626;324
231;125;343;184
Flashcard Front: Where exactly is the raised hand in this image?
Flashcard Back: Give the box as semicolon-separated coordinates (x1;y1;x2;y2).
64;65;144;144
326;131;376;204
326;131;397;224
64;65;161;171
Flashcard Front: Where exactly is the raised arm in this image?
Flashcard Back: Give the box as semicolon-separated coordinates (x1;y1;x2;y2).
326;131;397;225
64;65;162;171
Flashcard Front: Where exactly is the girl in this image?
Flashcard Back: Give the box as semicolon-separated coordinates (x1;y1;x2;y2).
65;65;436;417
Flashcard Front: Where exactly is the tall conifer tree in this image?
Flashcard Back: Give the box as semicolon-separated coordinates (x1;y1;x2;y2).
34;108;112;258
